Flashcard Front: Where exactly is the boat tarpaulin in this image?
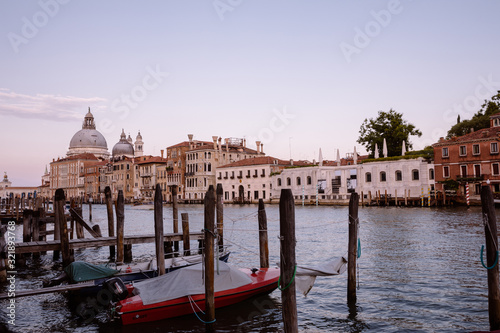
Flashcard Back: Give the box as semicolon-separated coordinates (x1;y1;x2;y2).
295;256;347;296
134;261;252;305
65;261;119;283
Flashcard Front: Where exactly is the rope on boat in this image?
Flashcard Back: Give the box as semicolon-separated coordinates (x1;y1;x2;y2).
357;238;361;259
481;245;499;270
188;295;216;324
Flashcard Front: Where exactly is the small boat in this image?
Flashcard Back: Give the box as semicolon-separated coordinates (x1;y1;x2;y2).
108;261;280;325
48;251;230;296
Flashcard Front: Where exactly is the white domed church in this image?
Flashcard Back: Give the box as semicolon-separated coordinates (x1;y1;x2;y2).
67;108;110;159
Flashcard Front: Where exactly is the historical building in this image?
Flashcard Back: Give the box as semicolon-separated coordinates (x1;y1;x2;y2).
433;113;500;197
217;156;294;203
184;135;261;202
135;156;167;201
67;108;110;159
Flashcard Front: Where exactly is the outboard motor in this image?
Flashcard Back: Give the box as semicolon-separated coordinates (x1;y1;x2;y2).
103;277;128;301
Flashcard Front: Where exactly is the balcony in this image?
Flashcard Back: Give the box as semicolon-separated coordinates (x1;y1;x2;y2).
456;174;484;182
246;175;251;178
140;172;152;177
230;176;235;179
237;175;242;179
253;175;258;178
260;174;266;177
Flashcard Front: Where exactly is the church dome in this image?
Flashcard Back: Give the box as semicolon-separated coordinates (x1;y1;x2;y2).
67;108;110;159
112;129;134;158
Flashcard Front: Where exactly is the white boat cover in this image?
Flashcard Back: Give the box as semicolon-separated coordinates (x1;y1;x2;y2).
294;256;347;296
133;261;252;305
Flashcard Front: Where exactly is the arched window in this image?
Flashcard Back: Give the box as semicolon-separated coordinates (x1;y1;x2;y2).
296;177;301;186
395;170;402;181
365;172;372;182
307;176;312;185
277;178;282;186
207;163;211;172
429;168;435;180
380;171;386;182
286;177;291;186
412;169;419;180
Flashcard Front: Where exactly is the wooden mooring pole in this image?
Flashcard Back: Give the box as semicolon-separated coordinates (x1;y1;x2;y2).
55;189;72;267
0;225;7;282
88;197;92;222
116;190;125;264
279;189;298;332
172;186;179;255
481;185;500;330
348;191;359;306
105;186;115;259
181;213;190;256
216;183;224;252
154;184;165;275
204;185;216;332
258;199;269;268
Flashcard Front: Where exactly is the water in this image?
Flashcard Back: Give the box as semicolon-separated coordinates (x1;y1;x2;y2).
0;204;493;332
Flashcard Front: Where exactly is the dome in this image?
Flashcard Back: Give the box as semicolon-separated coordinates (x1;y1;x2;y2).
67;108;110;159
69;129;108;149
112;129;134;157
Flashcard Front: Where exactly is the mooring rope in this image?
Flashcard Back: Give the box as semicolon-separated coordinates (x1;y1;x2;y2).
481;245;499;270
188;295;216;324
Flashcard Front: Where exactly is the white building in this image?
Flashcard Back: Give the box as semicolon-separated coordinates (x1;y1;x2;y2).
217;156;293;203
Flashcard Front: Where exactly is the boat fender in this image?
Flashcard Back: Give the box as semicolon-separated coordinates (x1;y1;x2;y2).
126;265;132;273
103;277;128;301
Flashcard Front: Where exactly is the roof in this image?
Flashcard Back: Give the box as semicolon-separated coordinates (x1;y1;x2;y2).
433;126;500;147
190;144;259;155
167;140;212;149
219;156;295;168
52;153;100;163
135;156;168;165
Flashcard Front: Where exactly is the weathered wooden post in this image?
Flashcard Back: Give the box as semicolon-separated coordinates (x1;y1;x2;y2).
368;191;372;205
395;189;398;206
361;191;364;207
279;189;298;332
32;209;40;259
204;185;216;332
216;183;224;252
348;192;359;306
384;189;388;206
181;213;190;256
404;189;408;206
15;197;20;222
88;196;93;222
154;184;165;275
55;189;72;267
116;190;125;264
172;186;179;255
481;185;500;330
258;199;269;268
105;186;115;258
0;225;7;282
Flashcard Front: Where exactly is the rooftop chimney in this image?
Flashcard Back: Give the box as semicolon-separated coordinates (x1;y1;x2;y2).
225;138;229;152
218;137;222;151
256;141;261;154
188;134;193;149
243;138;246;147
161;150;164;158
212;136;218;150
260;143;264;155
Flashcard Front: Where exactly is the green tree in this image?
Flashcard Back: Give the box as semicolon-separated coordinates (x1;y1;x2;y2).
357;109;422;158
447;91;500;138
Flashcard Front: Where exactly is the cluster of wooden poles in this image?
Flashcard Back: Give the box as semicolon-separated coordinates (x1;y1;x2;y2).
360;189;455;207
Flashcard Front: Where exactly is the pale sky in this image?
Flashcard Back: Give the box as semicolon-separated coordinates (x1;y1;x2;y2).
1;1;499;186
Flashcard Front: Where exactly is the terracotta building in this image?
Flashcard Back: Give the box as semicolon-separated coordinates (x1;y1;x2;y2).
433;113;500;197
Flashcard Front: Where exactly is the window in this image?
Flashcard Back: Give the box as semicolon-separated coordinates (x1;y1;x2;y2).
492;142;499;154
307;176;312;185
443;166;450;178
365;172;372;182
277;178;282;186
286;177;291;186
459;145;467;156
442;147;449;158
429;168;434;180
474;164;481;177
395;170;402;181
412;169;419;180
473;144;480;155
296;177;301;186
262;190;266;199
380;171;386;182
254;191;259;199
493;163;500;176
460;165;467;176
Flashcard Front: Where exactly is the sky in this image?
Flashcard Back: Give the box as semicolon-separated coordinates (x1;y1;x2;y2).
1;0;500;186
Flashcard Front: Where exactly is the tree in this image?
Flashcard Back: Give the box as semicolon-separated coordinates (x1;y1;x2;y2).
446;91;500;138
357;109;422;158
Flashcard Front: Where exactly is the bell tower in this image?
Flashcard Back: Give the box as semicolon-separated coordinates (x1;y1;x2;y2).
135;131;144;157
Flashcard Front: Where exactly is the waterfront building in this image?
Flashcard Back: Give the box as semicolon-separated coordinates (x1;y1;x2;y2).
135;156;167;201
184;135;261;202
217;156;294;203
433;112;500;197
83;161;107;202
357;157;435;200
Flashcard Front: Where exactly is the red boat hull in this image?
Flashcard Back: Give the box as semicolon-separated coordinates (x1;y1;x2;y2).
116;267;280;325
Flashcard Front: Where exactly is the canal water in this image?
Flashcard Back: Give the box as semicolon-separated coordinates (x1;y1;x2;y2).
0;204;494;332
